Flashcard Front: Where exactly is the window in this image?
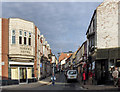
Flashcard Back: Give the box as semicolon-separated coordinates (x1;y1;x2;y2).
24;32;27;45
91;36;95;46
12;30;15;44
19;30;22;44
28;32;31;46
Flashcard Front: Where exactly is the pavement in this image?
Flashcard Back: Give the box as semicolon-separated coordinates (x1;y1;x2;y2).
82;84;120;90
77;76;120;91
1;75;52;90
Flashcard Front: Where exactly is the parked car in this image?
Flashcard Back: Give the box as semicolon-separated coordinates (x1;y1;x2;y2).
66;70;78;82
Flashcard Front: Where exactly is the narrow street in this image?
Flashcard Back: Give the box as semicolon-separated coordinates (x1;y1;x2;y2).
2;72;85;91
32;72;84;90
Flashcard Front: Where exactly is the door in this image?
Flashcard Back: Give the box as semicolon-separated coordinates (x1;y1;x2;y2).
20;68;27;83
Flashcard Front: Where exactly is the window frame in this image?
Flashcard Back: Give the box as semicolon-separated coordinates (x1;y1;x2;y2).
12;30;16;44
28;32;31;46
19;30;22;44
24;31;27;45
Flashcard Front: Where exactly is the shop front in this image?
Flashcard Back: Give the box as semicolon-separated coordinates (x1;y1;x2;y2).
9;61;34;84
90;48;120;85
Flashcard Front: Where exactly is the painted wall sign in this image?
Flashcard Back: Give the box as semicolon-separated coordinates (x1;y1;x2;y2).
20;47;32;54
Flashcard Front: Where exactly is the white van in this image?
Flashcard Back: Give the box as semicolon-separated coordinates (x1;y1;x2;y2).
66;70;78;82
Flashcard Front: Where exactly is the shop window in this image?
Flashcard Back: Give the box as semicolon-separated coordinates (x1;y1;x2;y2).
11;67;18;79
12;30;15;44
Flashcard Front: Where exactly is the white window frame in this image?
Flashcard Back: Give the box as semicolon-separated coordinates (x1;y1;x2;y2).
28;32;31;46
12;30;16;44
19;30;22;44
24;31;27;45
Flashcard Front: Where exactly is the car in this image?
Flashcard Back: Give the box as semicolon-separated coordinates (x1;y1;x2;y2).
66;70;78;82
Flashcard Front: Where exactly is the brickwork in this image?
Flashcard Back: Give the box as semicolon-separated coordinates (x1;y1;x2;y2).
2;18;9;80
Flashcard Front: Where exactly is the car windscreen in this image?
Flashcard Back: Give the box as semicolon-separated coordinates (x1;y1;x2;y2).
68;71;77;75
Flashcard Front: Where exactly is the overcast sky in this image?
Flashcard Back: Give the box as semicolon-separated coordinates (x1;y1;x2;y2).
2;1;102;57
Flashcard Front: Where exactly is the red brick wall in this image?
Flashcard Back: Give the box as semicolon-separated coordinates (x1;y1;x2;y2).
2;18;9;80
34;26;37;78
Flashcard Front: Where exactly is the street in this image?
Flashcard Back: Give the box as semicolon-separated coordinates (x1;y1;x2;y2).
2;72;120;91
2;72;85;91
32;72;84;90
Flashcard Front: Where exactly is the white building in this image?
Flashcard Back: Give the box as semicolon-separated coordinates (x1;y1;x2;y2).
86;0;120;84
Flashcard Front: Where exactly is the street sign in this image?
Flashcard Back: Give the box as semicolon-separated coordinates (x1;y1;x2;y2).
40;63;42;68
2;62;4;65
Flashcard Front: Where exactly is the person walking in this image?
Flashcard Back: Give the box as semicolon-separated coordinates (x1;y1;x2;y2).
112;67;119;87
83;71;86;85
51;74;56;86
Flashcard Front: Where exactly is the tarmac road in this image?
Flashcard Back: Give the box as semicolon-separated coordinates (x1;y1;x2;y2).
2;72;85;91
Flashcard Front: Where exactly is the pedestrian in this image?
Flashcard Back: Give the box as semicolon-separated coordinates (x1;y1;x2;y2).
88;70;93;85
51;74;56;86
83;71;86;85
112;67;119;87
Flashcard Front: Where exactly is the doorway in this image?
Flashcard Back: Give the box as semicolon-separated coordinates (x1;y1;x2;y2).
20;68;27;83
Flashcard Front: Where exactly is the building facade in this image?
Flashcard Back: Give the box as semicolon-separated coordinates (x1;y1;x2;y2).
58;52;73;71
0;18;1;82
75;41;87;77
86;0;120;84
0;18;53;85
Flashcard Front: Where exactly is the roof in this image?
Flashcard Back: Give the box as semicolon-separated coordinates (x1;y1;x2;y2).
86;10;96;35
59;52;73;62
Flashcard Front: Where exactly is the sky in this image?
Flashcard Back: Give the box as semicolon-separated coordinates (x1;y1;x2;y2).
2;0;103;57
